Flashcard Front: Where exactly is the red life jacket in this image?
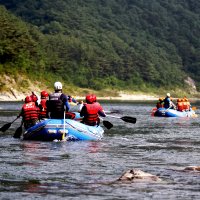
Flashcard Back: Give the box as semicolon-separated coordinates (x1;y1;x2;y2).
39;99;47;118
156;102;163;108
82;103;102;126
22;102;39;121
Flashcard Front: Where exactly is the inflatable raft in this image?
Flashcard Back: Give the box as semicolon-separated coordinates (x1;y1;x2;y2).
153;108;197;117
23;112;104;141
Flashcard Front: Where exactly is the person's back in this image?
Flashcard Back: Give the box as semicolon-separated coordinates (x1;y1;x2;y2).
30;92;39;106
177;99;184;111
156;98;164;109
163;93;172;109
80;94;106;126
183;97;190;111
46;82;69;119
19;96;39;129
164;97;170;109
39;90;49;119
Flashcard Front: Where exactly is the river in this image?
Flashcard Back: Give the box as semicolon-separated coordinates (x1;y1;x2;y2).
0;100;200;200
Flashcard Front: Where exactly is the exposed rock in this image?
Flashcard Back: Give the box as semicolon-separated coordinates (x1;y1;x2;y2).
183;166;200;172
184;76;197;92
0;75;44;101
117;168;161;182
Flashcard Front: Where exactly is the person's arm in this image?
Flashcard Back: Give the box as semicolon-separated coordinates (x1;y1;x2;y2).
60;94;70;112
78;101;84;112
18;108;25;122
46;100;51;118
80;105;86;117
170;101;176;109
98;104;106;117
38;104;43;111
72;97;77;104
98;109;106;117
64;100;70;112
18;110;22;118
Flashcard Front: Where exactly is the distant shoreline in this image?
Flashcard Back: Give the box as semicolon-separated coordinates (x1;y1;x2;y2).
0;91;199;102
0;90;157;101
0;95;158;101
76;94;158;101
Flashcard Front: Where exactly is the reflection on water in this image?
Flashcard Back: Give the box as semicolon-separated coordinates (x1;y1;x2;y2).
0;101;200;199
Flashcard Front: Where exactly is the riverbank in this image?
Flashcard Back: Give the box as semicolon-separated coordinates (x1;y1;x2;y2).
0;89;158;101
0;88;199;102
76;92;158;101
0;92;158;101
1;74;199;101
0;75;159;101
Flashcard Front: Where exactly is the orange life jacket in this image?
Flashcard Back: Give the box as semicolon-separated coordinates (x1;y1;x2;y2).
177;101;184;111
185;101;190;111
182;101;187;111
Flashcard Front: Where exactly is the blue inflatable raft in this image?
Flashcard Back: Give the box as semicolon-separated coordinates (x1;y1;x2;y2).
154;108;197;117
23;113;104;141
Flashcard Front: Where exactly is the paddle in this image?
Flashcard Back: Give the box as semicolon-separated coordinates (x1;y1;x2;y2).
192;106;197;110
13;121;23;138
0;117;19;132
106;114;137;124
99;117;113;129
62;108;66;141
102;119;113;129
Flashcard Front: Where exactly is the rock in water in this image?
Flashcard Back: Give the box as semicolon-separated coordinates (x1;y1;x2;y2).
118;168;161;182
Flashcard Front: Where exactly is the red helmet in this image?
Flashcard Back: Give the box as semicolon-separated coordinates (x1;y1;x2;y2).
86;94;94;104
41;90;49;98
31;94;38;102
91;94;96;102
25;96;32;103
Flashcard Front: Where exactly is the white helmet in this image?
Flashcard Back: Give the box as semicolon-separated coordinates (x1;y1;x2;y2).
166;93;170;97
54;81;62;90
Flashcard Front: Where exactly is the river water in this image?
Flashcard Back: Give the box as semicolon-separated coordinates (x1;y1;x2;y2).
0;100;200;200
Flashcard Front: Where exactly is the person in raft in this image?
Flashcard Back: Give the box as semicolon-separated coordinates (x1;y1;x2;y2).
38;90;49;119
30;91;39;106
18;95;39;129
163;93;176;109
177;97;191;112
80;94;106;126
46;81;70;119
68;95;78;106
156;97;164;109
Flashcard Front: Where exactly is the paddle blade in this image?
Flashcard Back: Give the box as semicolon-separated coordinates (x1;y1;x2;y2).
121;116;137;124
192;106;197;110
103;120;113;129
0;123;12;132
13;126;23;138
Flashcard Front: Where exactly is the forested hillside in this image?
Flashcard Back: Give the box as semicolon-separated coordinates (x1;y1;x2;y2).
0;0;200;96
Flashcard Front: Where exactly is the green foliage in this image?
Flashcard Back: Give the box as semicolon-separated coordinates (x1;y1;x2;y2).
0;0;200;94
0;6;44;76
